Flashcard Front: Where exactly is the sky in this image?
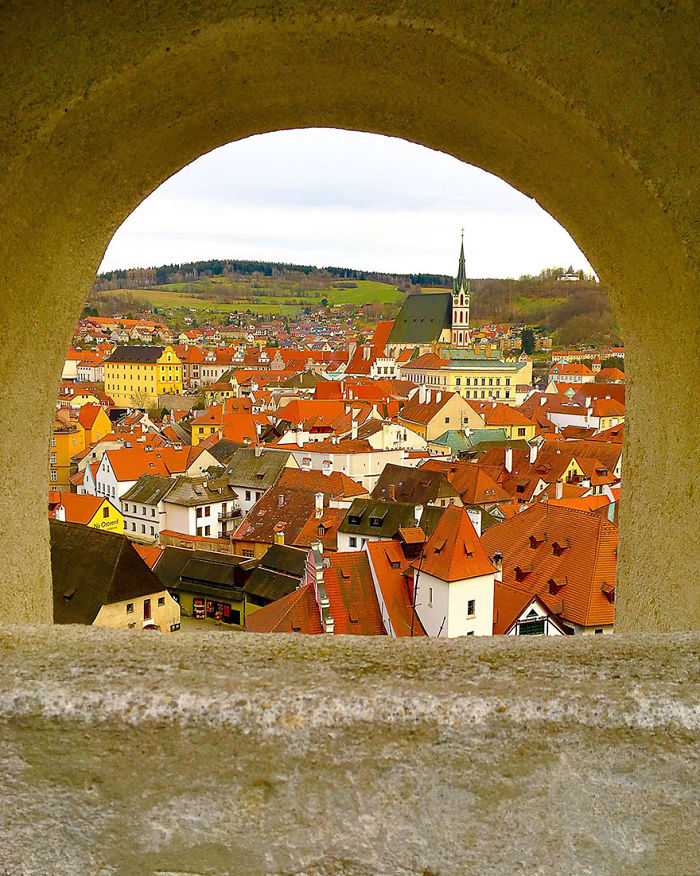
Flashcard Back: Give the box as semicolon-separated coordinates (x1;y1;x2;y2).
100;128;593;279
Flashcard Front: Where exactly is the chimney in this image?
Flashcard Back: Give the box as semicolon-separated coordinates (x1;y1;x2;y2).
555;480;563;500
311;539;324;555
540;396;547;406
324;615;335;634
436;392;442;404
414;504;424;526
278;493;285;507
255;444;263;457
56;503;66;522
273;523;285;545
492;550;503;582
426;389;432;404
315;492;324;519
529;443;538;464
505;446;513;473
418;385;426;404
351;418;358;440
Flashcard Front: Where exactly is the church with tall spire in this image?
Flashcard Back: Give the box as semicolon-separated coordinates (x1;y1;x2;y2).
451;231;471;348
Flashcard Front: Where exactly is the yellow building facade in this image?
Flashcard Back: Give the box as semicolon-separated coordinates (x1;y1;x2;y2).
93;590;181;633
50;418;86;487
51;492;124;534
104;345;183;408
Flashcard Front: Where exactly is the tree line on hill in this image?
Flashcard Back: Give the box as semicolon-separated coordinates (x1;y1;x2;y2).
93;258;452;292
90;260;619;346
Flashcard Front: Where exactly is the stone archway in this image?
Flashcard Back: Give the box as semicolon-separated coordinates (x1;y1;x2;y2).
0;2;697;628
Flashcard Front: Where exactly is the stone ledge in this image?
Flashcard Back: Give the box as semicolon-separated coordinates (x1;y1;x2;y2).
0;627;698;875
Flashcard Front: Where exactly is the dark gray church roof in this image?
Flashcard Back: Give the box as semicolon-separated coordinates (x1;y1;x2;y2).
387;293;452;345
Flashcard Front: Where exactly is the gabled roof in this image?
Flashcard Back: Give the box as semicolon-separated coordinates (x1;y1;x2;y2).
387;292;452;345
103;447;193;482
470;401;536;428
371;463;460;505
121;474;177;505
50;520;166;624
276;467;368;499
222;446;292;489
160;475;240;507
245;583;323;634
400;390;460;425
420;459;510;505
293;507;346;551
492;583;566;635
415;506;495;582
232;488;321;546
339;498;445;539
480;504;617;627
322;551;386;635
48;491;106;525
366;540;425;636
370;319;395;350
78;403;105;430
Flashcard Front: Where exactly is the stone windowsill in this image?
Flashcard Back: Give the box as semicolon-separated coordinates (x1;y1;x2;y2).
0;626;698;875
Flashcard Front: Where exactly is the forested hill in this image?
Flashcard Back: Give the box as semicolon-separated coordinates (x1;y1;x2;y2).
92;259;616;344
94;258;452;291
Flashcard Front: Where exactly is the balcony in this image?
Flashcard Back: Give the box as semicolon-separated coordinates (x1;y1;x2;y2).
218;506;241;522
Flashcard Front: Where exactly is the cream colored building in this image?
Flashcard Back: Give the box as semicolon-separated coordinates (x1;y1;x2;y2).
400;351;532;406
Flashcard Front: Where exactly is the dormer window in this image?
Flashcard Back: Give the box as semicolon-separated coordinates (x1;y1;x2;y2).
433;538;447;555
529;535;543;549
552;541;569;556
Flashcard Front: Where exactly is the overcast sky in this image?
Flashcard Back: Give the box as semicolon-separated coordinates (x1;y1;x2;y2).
100;128;592;279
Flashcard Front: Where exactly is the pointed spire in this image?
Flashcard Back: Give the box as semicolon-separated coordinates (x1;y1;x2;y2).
455;229;467;291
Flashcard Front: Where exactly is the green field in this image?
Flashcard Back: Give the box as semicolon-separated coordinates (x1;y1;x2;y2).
100;278;414;314
514;296;567;316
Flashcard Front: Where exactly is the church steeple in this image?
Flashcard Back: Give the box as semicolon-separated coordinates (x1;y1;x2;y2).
451;230;471;348
455;228;468;292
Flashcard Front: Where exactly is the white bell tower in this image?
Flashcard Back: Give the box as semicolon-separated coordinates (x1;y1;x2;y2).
451;230;471;348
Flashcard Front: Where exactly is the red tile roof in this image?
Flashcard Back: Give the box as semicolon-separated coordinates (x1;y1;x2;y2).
416;506;496;582
245;583;323;634
276;468;368;499
420;459;510;505
133;543;164;569
293;507;346;551
400;390;458;426
47;491;107;525
323;552;386;636
366;540;425;636
480;504;617;628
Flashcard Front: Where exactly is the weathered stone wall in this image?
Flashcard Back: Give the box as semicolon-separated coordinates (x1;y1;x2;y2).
0;2;697;626
0;626;698;874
